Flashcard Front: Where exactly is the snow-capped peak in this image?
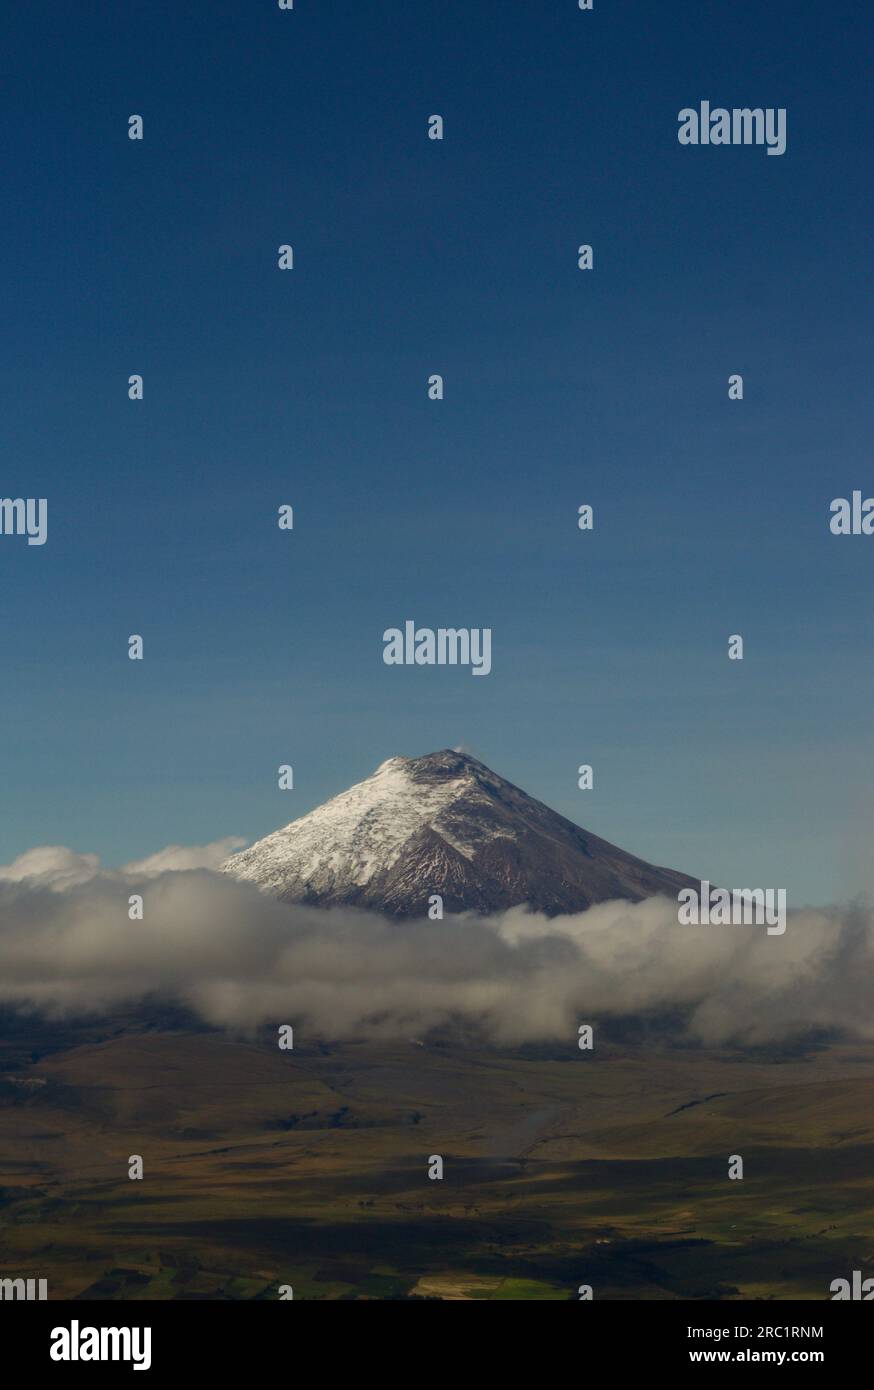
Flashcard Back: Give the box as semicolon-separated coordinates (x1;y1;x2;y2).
222;749;697;917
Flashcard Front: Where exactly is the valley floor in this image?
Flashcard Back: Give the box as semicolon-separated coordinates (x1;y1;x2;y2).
1;1019;872;1300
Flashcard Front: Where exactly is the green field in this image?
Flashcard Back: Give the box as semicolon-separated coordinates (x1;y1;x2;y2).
1;1015;872;1299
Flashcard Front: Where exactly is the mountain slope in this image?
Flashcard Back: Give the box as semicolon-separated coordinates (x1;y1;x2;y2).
222;750;697;917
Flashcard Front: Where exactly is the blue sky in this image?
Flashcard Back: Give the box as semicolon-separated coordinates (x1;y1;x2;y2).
1;0;872;905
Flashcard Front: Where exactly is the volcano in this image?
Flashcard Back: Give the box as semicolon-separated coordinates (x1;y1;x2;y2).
222;750;697;917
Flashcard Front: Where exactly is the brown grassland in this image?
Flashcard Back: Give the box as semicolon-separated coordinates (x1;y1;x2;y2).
1;1014;873;1300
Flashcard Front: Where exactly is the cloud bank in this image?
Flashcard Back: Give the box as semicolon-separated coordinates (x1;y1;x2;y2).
0;843;870;1047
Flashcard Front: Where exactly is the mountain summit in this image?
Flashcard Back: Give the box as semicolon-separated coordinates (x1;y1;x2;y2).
222;750;697;917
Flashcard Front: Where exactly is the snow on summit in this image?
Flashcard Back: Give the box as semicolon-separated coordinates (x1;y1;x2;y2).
225;754;477;897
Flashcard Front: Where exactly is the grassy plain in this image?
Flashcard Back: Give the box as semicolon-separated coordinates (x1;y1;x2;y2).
1;1015;872;1299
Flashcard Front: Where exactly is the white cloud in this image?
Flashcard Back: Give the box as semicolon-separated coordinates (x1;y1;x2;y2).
0;843;871;1046
0;846;100;890
0;837;247;890
121;838;247;876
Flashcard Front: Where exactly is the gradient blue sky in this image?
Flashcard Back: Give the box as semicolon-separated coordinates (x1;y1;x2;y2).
2;1;872;905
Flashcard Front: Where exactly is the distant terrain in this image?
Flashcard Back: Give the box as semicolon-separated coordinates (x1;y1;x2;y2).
1;1011;872;1300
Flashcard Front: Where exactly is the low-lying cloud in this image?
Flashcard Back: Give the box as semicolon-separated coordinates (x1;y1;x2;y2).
0;843;871;1047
